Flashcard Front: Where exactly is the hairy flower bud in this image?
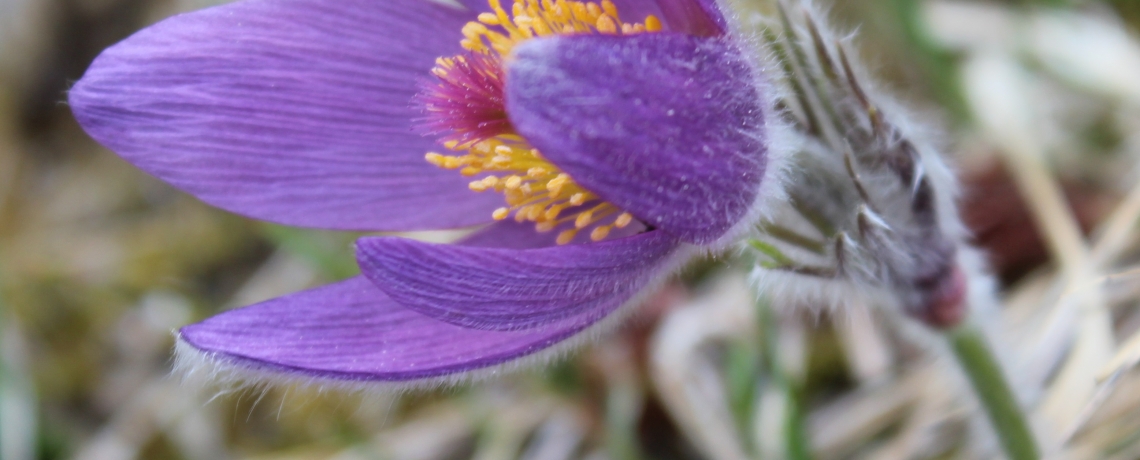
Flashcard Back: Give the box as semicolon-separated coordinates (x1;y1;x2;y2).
749;1;972;329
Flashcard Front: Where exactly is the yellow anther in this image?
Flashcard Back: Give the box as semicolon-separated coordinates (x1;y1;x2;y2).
615;212;633;228
469;176;500;192
596;14;618;34
575;210;594;229
504;175;523;189
536;221;557;232
462;22;490;36
527;205;543;220
547;173;569;196
520;183;533;194
645;15;662;32
527;167;548;178
425;152;446;166
569;192;586;206
570;3;588;20
472;142;494;154
544;205;564;220
494;145;513;155
478;12;501;24
585;2;601;19
443;157;465;169
590;225;612;241
493;207;511;220
556;229;578;245
514;206;530;222
460;166;480;176
531;18;553;35
601;0;618;19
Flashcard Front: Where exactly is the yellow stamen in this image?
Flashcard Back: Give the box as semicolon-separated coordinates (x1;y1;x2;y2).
575;210;594;229
425;152;446;166
460;0;661;55
601;0;619;19
478;12;501;25
590;225;612;241
425;0;659;244
547;174;569;196
557;229;578;245
544;204;566;220
595;14;618;34
615;212;633;228
645;15;662;32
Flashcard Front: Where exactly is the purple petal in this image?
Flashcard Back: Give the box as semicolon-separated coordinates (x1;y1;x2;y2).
178;277;634;382
69;0;505;231
505;34;768;244
454;0;724;36
356;231;682;331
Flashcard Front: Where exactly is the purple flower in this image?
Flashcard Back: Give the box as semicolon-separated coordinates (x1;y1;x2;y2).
69;0;784;387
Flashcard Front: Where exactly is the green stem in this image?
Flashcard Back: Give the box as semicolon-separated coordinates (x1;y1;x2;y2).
782;379;812;460
756;294;814;460
948;323;1040;460
0;303;6;460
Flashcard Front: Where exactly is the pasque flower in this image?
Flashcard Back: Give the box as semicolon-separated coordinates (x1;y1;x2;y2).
69;0;785;386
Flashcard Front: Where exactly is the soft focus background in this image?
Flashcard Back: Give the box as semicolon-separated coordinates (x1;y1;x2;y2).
4;0;1140;459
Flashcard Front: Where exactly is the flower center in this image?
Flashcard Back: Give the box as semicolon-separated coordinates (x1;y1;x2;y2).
420;0;662;244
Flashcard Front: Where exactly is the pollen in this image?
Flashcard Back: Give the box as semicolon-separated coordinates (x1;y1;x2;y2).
425;138;628;243
421;0;661;244
460;0;662;56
